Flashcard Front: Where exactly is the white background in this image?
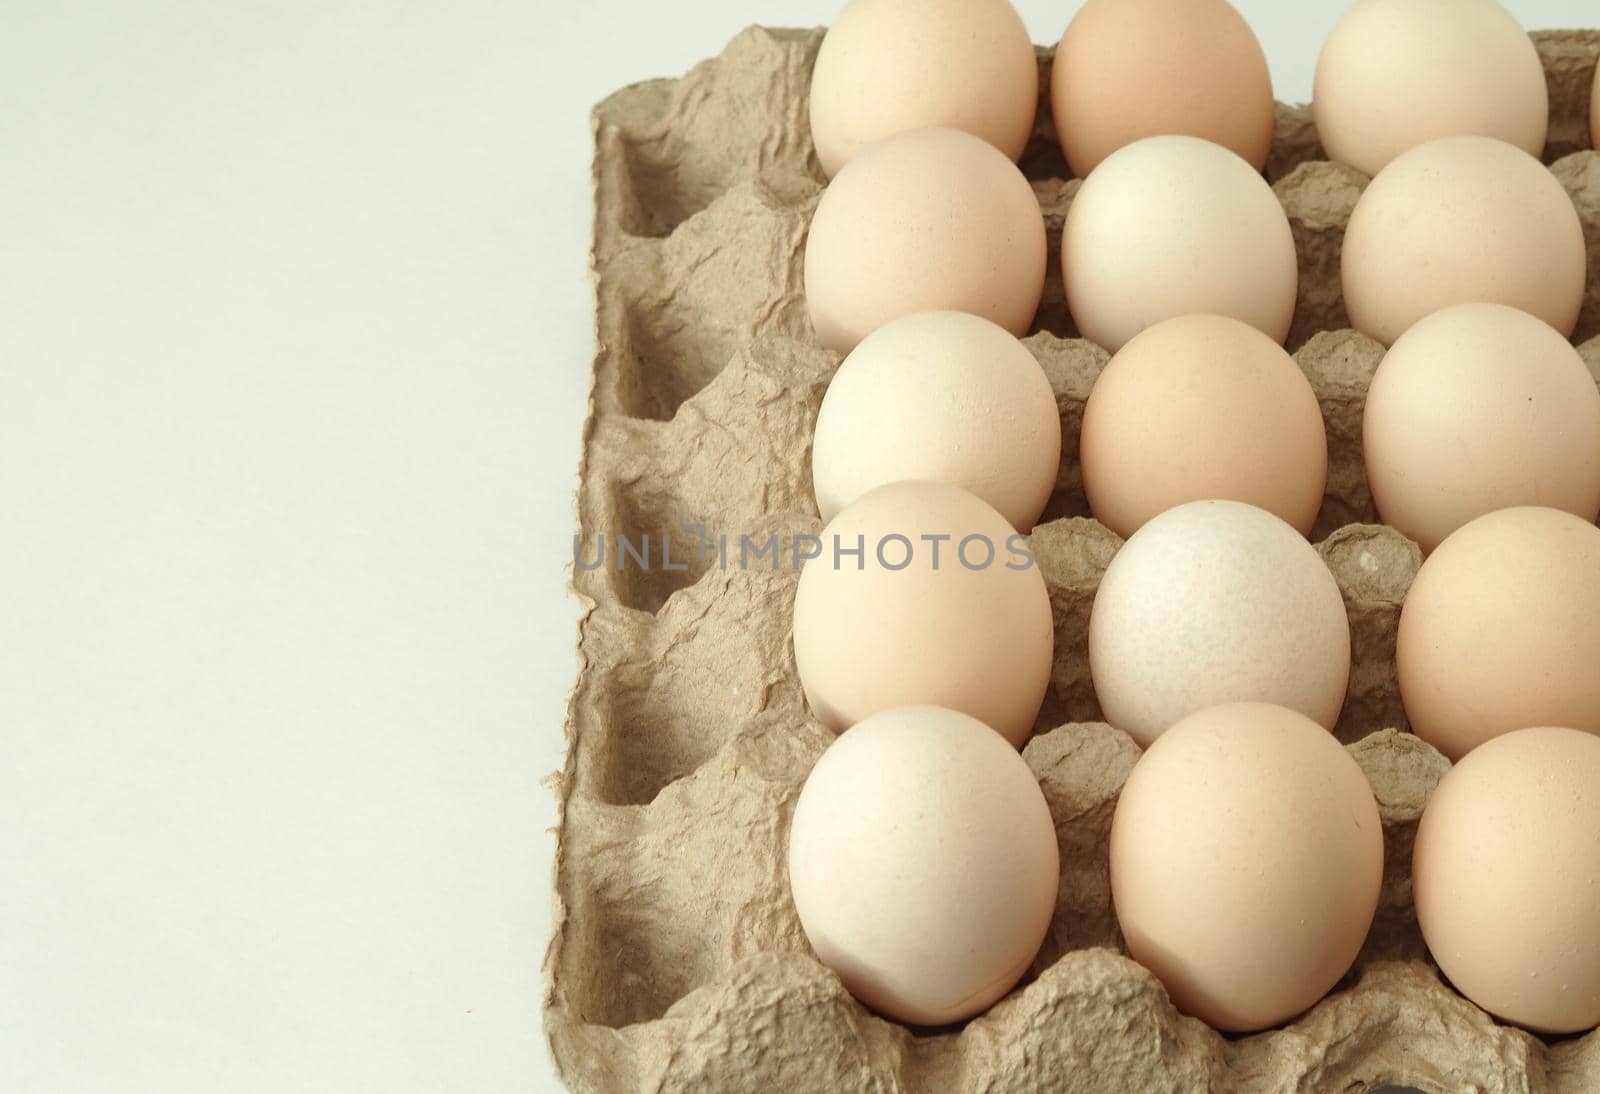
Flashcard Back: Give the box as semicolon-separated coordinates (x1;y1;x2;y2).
0;1;1589;1091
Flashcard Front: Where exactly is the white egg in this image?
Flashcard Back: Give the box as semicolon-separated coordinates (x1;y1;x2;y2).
1089;499;1351;747
812;311;1061;532
1060;135;1297;353
788;705;1060;1025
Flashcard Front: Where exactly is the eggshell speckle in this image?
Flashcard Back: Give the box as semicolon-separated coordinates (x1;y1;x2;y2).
1061;135;1297;353
1089;500;1350;748
1080;313;1327;539
792;480;1053;746
805;127;1047;354
809;0;1037;179
1110;702;1383;1032
1397;507;1600;761
787;705;1060;1026
1414;726;1600;1033
1363;303;1600;554
1341;135;1587;347
1313;0;1548;178
1050;0;1273;178
812;311;1061;532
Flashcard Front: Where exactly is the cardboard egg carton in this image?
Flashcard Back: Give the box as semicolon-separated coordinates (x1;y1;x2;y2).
549;26;1600;1092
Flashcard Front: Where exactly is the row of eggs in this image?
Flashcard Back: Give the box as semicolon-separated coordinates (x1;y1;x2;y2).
808;126;1590;363
792;703;1600;1036
779;0;1600;1046
809;0;1590;185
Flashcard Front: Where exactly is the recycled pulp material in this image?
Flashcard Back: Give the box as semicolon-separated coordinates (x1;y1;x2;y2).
550;27;1600;1093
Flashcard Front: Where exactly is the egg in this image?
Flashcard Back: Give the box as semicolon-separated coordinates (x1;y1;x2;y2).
792;480;1053;746
1397;507;1600;761
1060;135;1297;353
1089;500;1349;748
811;311;1061;532
1363;303;1600;554
1414;727;1600;1033
1110;702;1383;1032
809;0;1038;179
805;127;1047;354
1050;0;1273;178
1080;314;1327;539
787;705;1060;1026
1313;0;1548;178
1341;136;1587;347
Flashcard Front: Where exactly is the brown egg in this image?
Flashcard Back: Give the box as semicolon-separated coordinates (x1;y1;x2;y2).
1363;303;1600;554
1081;314;1327;539
1313;0;1548;178
1397;507;1600;761
809;0;1038;179
1414;727;1600;1033
791;480;1053;747
1050;0;1273;178
1061;135;1297;353
804;127;1047;354
1111;702;1383;1032
1341;136;1587;347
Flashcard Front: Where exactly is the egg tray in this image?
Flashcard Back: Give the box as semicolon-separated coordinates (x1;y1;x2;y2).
548;26;1600;1093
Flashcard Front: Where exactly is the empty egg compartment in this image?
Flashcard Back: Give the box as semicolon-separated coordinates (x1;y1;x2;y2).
569;512;816;806
555;22;1600;1094
590;182;819;423
591;27;823;245
554;710;825;1031
1541;31;1600;161
578;335;833;615
574;466;711;614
